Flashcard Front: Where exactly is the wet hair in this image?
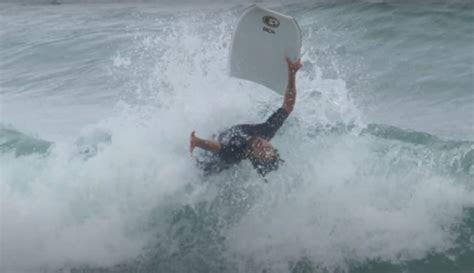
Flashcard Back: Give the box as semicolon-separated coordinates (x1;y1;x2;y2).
248;148;284;177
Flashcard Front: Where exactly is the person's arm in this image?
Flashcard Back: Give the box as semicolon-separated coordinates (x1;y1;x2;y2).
282;58;302;114
190;131;221;155
248;58;302;139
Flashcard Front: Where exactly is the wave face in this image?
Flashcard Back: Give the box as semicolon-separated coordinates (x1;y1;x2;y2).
1;2;473;273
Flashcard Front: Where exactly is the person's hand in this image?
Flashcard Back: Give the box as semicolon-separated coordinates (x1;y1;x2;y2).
286;57;302;74
190;131;198;156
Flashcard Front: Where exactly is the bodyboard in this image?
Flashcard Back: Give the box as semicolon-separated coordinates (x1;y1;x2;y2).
229;5;302;94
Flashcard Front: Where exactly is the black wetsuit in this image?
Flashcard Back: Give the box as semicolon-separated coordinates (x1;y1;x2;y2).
197;108;289;175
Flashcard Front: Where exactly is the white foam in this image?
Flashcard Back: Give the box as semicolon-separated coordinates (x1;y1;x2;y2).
225;134;473;272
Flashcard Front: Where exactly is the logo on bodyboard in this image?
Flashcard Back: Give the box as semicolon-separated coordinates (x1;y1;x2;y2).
262;15;280;28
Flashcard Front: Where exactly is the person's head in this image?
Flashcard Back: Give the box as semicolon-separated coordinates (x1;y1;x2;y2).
246;136;284;176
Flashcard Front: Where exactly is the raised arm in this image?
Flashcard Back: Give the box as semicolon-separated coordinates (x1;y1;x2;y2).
190;131;221;155
282;58;302;114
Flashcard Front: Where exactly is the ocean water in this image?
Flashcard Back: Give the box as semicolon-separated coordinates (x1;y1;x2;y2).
0;1;473;273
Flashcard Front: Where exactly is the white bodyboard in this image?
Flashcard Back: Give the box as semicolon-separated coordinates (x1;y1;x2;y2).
229;5;302;95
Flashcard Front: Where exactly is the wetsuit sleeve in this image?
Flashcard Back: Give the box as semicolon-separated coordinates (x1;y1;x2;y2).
251;108;289;140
